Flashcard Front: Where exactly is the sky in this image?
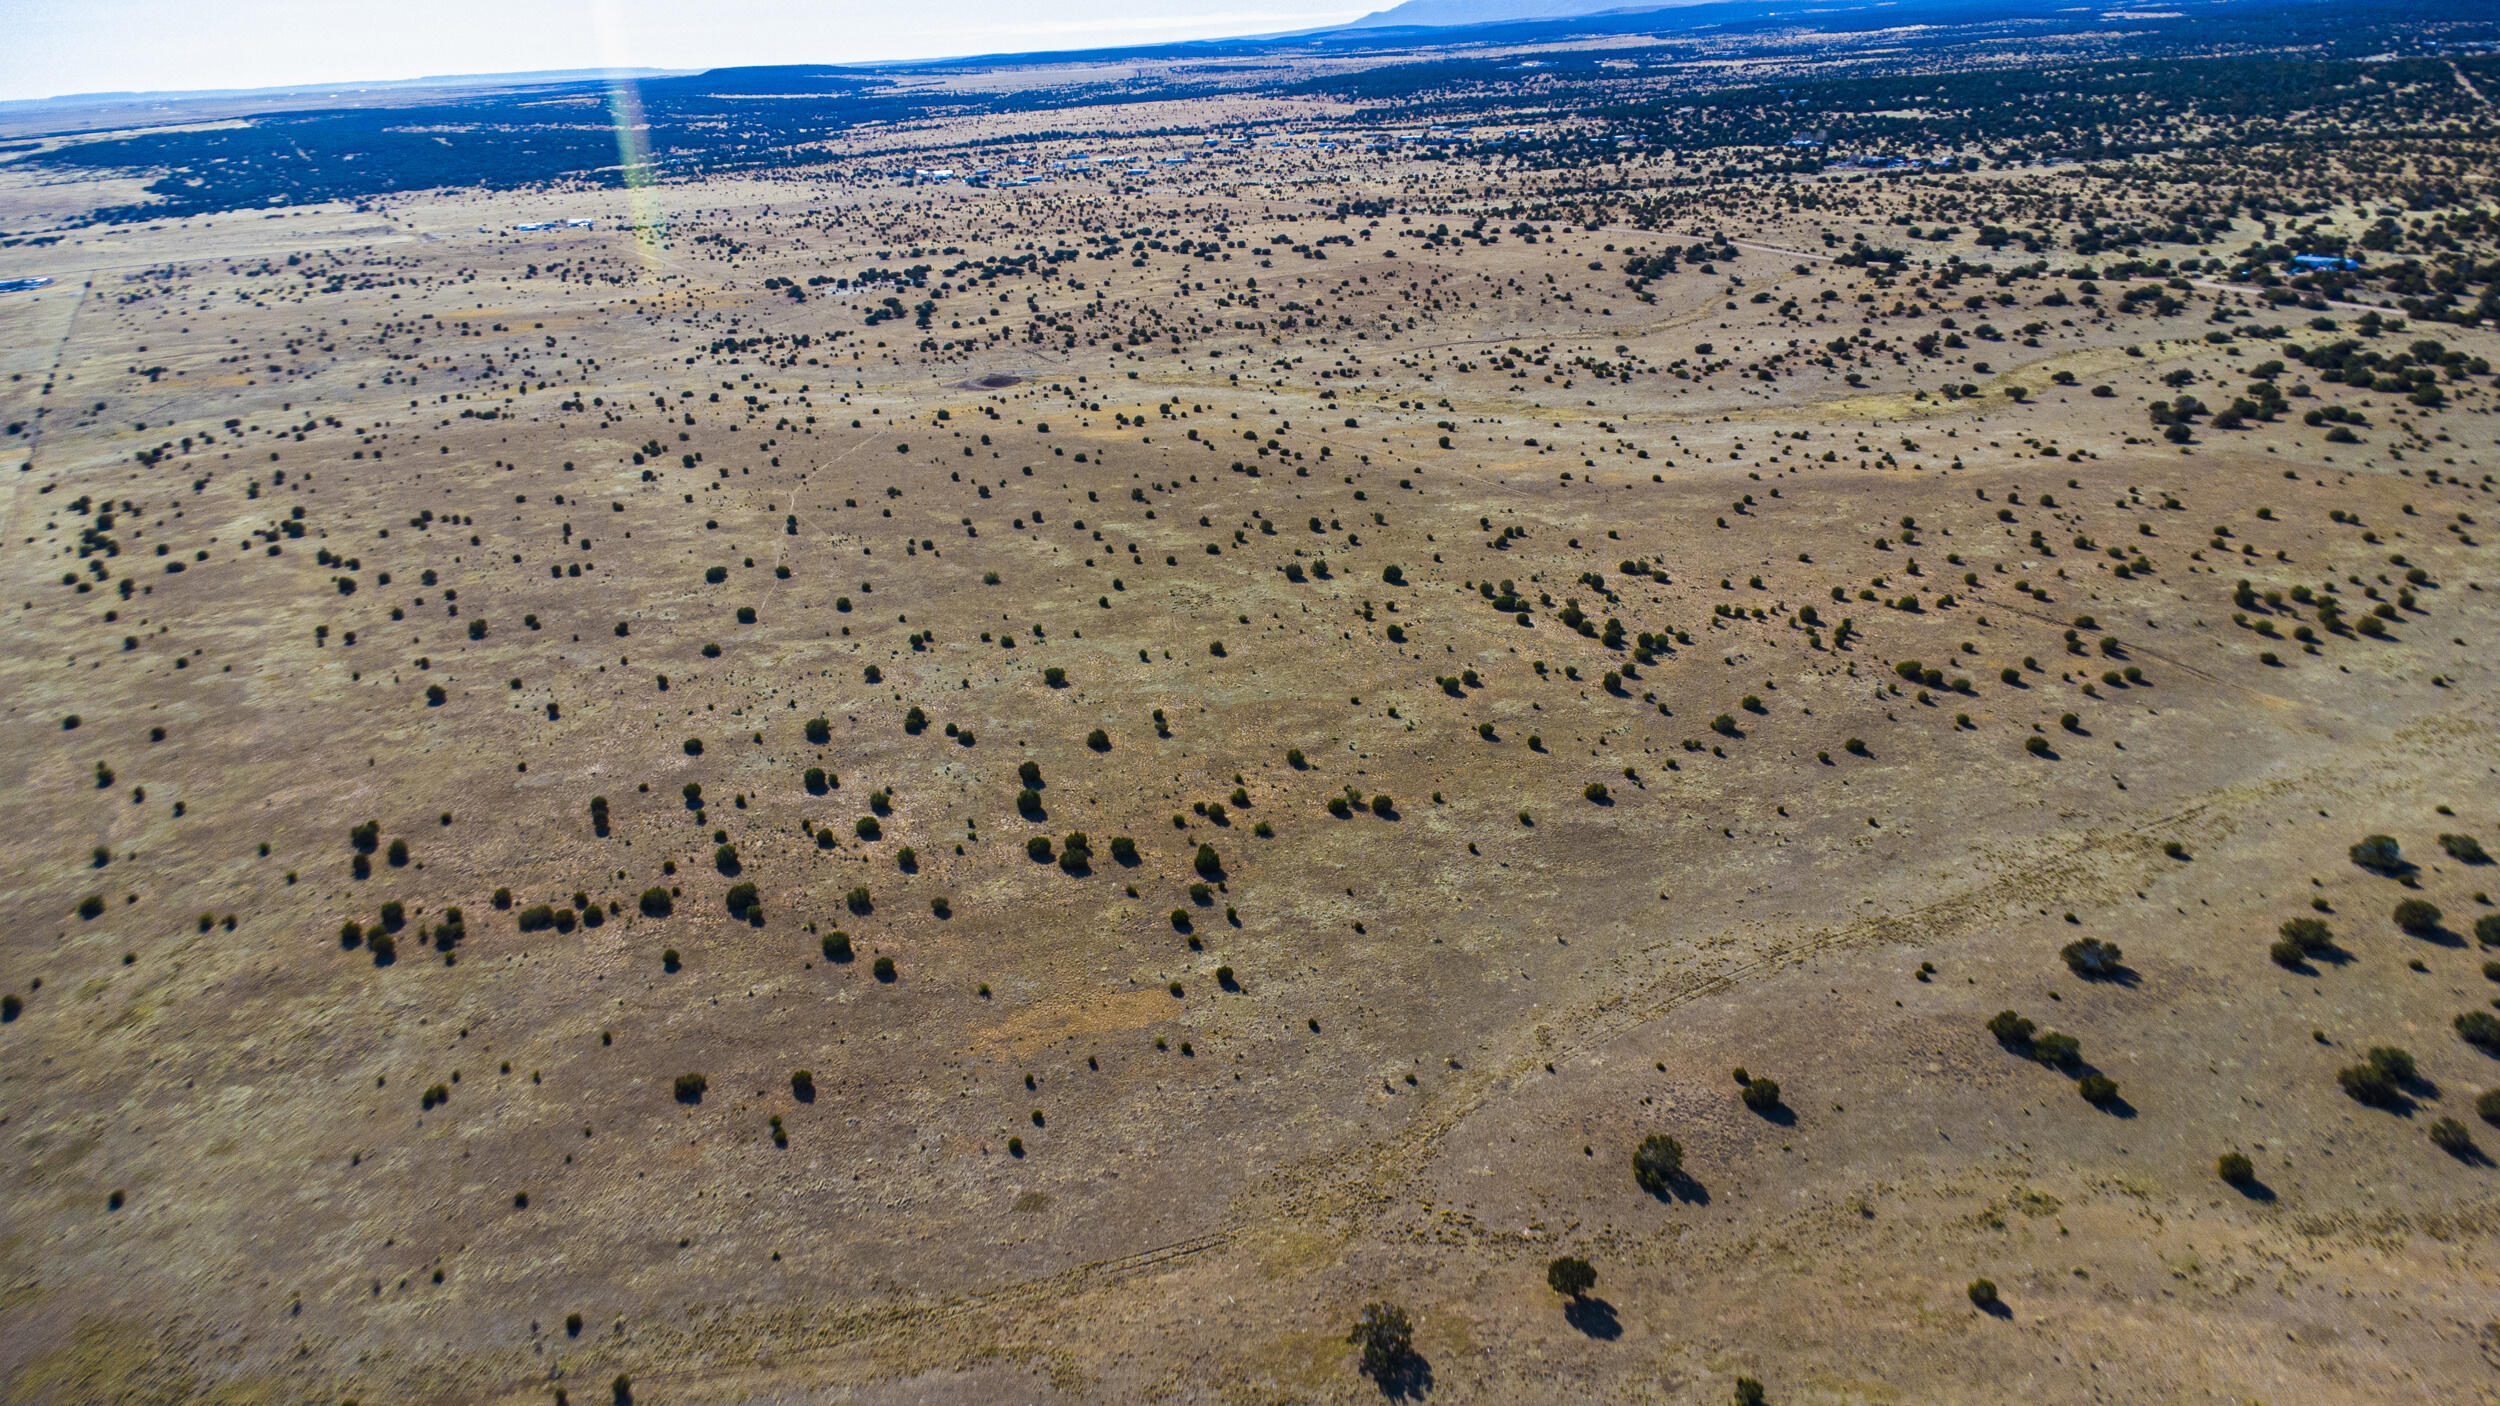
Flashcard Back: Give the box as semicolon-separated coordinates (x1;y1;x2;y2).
4;0;1381;104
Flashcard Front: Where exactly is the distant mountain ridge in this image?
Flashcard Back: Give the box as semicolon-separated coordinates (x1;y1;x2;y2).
1344;0;1703;28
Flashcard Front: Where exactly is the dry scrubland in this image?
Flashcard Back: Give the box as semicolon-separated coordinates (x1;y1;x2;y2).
2;84;2500;1406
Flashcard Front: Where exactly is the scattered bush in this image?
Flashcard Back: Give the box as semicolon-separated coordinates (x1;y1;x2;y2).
2217;1151;2255;1186
2393;898;2443;936
2349;834;2403;873
804;716;831;745
724;883;760;921
672;1072;707;1103
2479;1088;2500;1126
1087;728;1111;752
872;955;897;982
640;887;672;917
822;932;852;962
2439;833;2491;864
1347;1302;1415;1380
1584;782;1610;803
1194;843;1222;879
1987;1010;2035;1048
1967;1278;2000;1309
1109;835;1139;866
2339;1046;2416;1104
1632;1133;1684;1194
2031;1032;2081;1068
1740;1077;1782;1112
2077;1074;2119;1105
1546;1256;1596;1299
2429;1117;2474;1156
792;1070;814;1099
2456;1010;2500;1052
2060;937;2123;978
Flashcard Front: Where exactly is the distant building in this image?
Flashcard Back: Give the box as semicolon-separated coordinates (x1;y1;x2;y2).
0;276;53;293
2291;253;2361;271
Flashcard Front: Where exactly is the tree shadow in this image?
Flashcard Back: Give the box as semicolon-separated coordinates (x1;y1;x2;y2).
2406;925;2465;949
1748;1100;1797;1126
1563;1296;1623;1340
1367;1353;1434;1401
2228;1175;2277;1202
2088;1091;2138;1118
1644;1171;1711;1206
1975;1296;2013;1321
2076;964;2144;988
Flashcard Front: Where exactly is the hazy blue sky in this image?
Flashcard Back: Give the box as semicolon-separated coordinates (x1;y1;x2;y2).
7;0;1377;103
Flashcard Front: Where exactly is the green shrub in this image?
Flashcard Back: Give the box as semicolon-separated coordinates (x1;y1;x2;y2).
2478;1088;2500;1126
1026;835;1054;863
2061;937;2123;978
2031;1032;2080;1068
2280;917;2333;954
1967;1278;1999;1309
1986;1010;2035;1047
2456;1010;2500;1052
724;882;760;920
1740;1077;1781;1112
1584;782;1610;803
672;1072;707;1103
1546;1256;1596;1298
1087;728;1111;751
2349;834;2402;872
1631;1133;1683;1194
1194;843;1222;879
2025;736;2052;757
2393;898;2442;935
805;716;831;744
2217;1151;2254;1185
1109;835;1139;865
856;816;882;841
2078;1074;2119;1105
792;1070;814;1099
2429;1117;2474;1156
822;932;852;962
640;887;672;917
1347;1303;1414;1380
2438;833;2490;864
872;955;897;982
2478;914;2500;948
